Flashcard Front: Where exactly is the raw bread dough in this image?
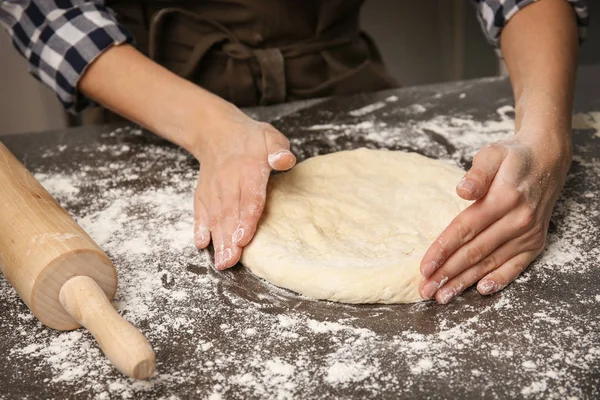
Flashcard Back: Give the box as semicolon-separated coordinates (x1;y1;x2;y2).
241;148;471;304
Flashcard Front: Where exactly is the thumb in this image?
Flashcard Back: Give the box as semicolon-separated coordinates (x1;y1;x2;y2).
457;143;508;200
265;127;296;171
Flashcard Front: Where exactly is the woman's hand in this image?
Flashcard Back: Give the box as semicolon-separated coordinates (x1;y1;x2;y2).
77;45;296;270
418;132;571;304
191;103;295;270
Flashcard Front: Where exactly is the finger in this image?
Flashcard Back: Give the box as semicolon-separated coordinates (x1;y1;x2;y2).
420;191;519;279
216;214;243;271
193;188;211;249
209;211;224;269
211;181;242;270
422;211;528;293
457;143;507;201
431;237;519;303
265;127;296;171
194;206;211;249
212;216;243;271
477;251;538;295
234;165;269;247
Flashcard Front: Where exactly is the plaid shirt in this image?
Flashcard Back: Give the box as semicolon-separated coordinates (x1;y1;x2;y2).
0;0;590;114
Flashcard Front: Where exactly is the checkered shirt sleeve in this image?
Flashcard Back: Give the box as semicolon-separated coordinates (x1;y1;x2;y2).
473;0;589;47
0;1;591;113
0;1;133;113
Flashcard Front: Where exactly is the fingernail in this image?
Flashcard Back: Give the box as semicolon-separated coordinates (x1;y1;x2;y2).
232;228;244;244
458;177;477;195
194;232;204;247
214;251;223;268
222;248;232;263
268;150;292;167
422;281;440;299
421;261;439;277
194;225;209;247
438;276;449;287
438;287;457;304
478;280;497;295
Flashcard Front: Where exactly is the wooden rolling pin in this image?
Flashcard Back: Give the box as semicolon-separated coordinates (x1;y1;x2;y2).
0;142;155;379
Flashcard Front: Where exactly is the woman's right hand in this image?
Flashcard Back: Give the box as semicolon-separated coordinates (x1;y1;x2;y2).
191;103;296;270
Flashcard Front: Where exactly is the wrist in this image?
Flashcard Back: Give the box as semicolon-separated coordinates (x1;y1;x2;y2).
515;89;573;147
79;45;238;159
167;88;239;159
514;127;572;175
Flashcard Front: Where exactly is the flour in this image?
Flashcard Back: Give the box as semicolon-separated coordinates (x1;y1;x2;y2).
295;104;517;166
1;99;600;399
325;361;376;385
24;233;81;257
410;358;433;374
349;102;387;117
32;173;79;196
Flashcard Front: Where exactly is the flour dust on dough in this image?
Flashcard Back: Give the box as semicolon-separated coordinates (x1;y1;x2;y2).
241;148;471;304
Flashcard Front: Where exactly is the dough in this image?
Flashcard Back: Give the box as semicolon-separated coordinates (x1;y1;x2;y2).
241;148;471;304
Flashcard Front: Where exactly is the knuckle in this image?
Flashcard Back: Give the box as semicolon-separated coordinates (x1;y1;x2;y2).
531;233;547;252
456;221;476;243
246;199;264;218
514;263;528;274
193;201;207;217
261;122;275;131
262;122;284;137
467;168;488;186
194;215;207;227
483;255;498;271
487;142;502;151
255;195;266;210
256;121;273;133
478;253;498;272
463;245;484;265
473;147;489;162
221;208;237;221
208;212;220;225
504;189;522;208
474;143;501;163
248;187;266;205
433;237;450;261
515;207;536;230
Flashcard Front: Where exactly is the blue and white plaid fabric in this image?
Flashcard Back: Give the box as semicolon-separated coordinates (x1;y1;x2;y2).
0;0;590;114
0;1;132;113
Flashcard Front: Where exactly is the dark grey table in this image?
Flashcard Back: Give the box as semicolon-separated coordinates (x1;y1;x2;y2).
1;65;600;399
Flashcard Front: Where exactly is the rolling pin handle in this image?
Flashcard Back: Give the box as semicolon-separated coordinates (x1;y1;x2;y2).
58;276;156;379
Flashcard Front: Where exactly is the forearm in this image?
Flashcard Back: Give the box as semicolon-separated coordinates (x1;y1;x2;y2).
78;44;228;157
500;0;579;146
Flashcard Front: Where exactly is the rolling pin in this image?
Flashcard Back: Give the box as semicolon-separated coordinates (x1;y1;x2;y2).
0;142;155;379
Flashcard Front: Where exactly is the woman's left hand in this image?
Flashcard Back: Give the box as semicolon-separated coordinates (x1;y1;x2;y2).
418;131;572;304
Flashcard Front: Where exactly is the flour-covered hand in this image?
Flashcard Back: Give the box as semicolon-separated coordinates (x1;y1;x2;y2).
192;104;295;270
418;134;571;304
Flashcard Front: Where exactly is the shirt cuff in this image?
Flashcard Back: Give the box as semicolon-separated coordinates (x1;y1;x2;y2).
26;3;133;114
475;0;589;49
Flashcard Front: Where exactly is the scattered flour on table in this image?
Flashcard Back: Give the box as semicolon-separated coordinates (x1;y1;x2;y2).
325;361;377;385
349;102;387;117
1;104;600;399
299;105;517;163
32;173;79;196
